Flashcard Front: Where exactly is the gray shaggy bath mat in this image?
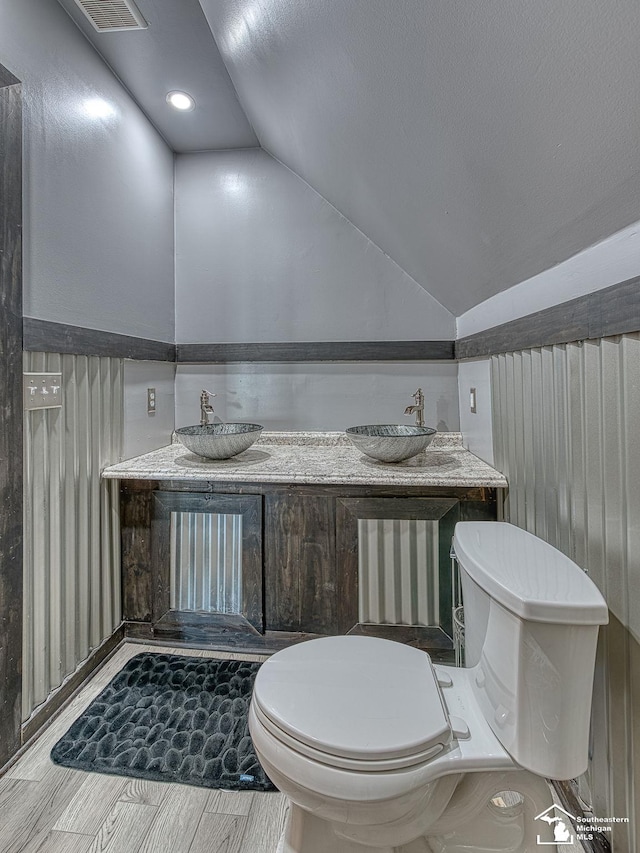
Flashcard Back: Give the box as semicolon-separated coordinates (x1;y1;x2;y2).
51;652;275;791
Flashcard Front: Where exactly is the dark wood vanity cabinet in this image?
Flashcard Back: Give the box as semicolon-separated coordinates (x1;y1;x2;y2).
120;479;499;644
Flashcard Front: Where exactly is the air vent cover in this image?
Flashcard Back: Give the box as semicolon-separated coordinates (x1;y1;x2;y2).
73;0;147;32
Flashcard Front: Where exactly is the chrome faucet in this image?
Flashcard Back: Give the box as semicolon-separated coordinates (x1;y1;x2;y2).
200;389;216;426
404;388;425;427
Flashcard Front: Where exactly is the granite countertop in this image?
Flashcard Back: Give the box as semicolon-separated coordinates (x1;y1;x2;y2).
103;431;507;488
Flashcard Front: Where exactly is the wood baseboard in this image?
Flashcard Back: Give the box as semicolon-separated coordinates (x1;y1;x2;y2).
123;620;155;640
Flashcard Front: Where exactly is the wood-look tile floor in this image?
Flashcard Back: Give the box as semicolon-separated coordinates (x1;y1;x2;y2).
1;642;585;853
0;643;288;853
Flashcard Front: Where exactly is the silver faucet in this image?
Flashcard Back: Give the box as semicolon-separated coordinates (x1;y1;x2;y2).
200;389;216;426
404;388;425;427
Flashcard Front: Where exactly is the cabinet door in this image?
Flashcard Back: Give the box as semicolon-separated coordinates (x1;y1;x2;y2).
152;492;263;631
264;492;336;634
336;498;459;635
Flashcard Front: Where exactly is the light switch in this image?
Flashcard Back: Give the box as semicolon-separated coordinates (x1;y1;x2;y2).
470;387;477;414
24;373;63;411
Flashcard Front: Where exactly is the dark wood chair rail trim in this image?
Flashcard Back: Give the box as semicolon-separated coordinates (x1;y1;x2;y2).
23;322;456;363
177;340;455;362
23;317;175;361
456;274;640;359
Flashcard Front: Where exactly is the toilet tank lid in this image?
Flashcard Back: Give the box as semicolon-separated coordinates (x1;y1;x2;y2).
453;522;608;625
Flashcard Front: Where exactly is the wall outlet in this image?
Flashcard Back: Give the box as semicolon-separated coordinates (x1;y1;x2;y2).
147;387;156;415
24;372;63;410
469;387;477;414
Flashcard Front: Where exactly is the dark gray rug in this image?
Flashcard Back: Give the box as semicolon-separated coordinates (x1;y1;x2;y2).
51;652;275;791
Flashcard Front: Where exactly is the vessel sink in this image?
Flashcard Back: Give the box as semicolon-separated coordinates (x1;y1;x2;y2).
345;424;437;462
175;423;264;460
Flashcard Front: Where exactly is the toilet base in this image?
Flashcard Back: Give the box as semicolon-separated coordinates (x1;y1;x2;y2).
277;805;421;853
275;771;558;853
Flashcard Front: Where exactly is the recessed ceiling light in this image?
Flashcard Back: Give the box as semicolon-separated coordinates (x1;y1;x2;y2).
166;91;195;112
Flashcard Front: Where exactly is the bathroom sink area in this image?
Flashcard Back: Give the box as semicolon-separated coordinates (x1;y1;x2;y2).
345;424;437;462
104;431;507;488
175;423;264;459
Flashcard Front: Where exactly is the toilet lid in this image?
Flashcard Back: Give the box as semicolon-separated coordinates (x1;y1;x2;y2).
253;636;451;763
453;522;609;625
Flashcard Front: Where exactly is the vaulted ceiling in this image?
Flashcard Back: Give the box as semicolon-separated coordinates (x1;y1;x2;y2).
57;0;640;315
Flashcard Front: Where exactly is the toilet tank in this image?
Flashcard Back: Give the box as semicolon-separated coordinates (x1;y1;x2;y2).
452;522;608;780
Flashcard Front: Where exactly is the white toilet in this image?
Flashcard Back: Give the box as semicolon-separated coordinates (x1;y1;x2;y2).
249;522;609;853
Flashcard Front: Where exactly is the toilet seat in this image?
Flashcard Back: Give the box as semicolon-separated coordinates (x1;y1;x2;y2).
252;635;453;772
252;699;447;771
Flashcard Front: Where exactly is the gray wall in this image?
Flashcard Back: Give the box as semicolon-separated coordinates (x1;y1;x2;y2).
174;147;458;435
175;149;454;343
457;359;493;466
175;363;459;432
123;361;176;458
0;0;175;342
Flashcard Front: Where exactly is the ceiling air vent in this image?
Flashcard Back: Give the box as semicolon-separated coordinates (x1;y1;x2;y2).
73;0;148;32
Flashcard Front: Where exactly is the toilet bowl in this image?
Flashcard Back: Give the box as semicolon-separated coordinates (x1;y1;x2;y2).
249;522;609;853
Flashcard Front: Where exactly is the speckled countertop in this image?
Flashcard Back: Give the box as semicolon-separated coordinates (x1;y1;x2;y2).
102;431;507;488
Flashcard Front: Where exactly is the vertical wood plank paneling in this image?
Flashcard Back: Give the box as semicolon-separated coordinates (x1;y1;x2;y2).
264;493;336;634
121;484;154;623
491;333;640;851
22;352;123;722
